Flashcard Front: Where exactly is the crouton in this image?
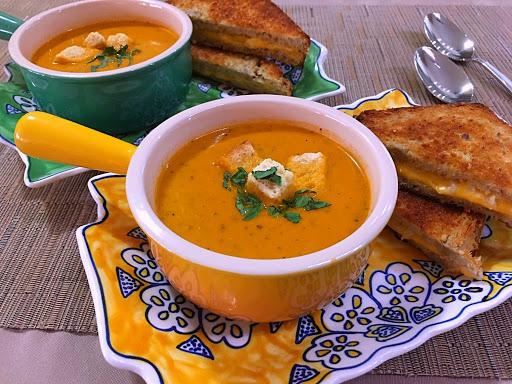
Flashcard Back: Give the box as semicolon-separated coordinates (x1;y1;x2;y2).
84;32;106;49
287;152;326;191
217;140;263;174
107;33;132;50
246;159;294;205
54;46;98;64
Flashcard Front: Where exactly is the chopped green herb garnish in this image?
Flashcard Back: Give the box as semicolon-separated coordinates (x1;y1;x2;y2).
243;204;263;221
268;206;281;217
252;166;282;186
282;189;331;212
306;200;332;210
230;167;248;188
116;45;140;66
282;198;295;207
235;191;263;221
87;45;141;72
236;190;260;205
294;195;314;208
283;212;301;223
284;190;314;208
296;189;316;195
235;194;246;214
222;172;231;191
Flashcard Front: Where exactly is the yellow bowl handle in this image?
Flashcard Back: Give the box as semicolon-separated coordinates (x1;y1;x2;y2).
15;112;137;175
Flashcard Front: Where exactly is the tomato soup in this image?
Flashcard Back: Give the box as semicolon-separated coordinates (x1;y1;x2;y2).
31;21;179;73
155;121;371;259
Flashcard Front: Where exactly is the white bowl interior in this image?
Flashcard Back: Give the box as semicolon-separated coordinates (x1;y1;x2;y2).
9;0;191;77
127;96;397;275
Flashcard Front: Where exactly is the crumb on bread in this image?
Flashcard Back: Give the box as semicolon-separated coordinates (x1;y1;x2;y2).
107;33;132;50
389;189;485;279
190;43;293;96
246;158;294;205
217;140;263;174
84;32;106;49
54;46;98;64
287;152;326;191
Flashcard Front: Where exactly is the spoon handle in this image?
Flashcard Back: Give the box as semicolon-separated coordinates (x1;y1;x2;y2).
473;57;512;96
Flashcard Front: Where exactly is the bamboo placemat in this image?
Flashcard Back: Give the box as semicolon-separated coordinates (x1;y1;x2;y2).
1;1;512;379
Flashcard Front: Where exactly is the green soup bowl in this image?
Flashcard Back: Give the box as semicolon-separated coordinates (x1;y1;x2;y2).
1;0;192;135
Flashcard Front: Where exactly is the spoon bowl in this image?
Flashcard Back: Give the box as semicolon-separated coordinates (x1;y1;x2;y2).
424;13;474;61
424;12;512;96
414;46;474;103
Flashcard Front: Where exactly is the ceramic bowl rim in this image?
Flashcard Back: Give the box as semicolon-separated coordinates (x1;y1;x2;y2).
126;95;398;276
7;0;192;79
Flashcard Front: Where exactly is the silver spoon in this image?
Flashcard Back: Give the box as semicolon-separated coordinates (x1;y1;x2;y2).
424;12;512;96
414;46;474;103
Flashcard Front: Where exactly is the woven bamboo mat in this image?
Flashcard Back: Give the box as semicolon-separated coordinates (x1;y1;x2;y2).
1;1;512;379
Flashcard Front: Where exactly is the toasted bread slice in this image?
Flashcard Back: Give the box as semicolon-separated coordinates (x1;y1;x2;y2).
169;0;310;66
389;190;485;280
286;152;326;191
357;103;512;225
217;140;263;174
191;44;292;95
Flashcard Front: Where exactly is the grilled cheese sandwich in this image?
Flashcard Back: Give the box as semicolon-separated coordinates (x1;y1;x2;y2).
169;0;310;66
357;103;512;226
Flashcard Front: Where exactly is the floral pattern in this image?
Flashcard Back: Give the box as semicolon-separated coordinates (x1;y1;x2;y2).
141;284;200;334
121;243;165;284
371;264;429;309
304;333;368;369
118;236;497;380
120;242;257;350
430;277;490;305
201;311;256;348
433;280;484;303
321;287;379;332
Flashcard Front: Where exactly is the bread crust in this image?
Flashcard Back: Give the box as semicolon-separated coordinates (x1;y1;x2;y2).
217;140;263;174
389;190;485;279
356;103;512;200
191;44;292;95
286;152;326;191
169;0;310;65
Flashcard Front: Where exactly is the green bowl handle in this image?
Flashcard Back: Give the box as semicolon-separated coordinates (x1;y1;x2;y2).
0;11;23;40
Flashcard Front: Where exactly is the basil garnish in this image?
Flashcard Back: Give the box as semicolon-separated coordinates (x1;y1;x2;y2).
87;45;140;72
230;167;248;188
252;166;282;186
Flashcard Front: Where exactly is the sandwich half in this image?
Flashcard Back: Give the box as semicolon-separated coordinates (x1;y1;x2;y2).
191;43;292;95
357;103;512;226
389;190;485;279
169;0;310;66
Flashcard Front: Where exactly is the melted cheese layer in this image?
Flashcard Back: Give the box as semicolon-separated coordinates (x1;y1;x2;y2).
194;29;297;57
396;162;512;216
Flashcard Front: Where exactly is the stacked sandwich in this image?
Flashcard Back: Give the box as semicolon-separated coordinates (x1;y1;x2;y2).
169;0;310;95
357;103;512;279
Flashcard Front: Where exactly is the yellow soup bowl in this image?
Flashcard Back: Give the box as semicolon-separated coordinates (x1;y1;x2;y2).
14;95;397;322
